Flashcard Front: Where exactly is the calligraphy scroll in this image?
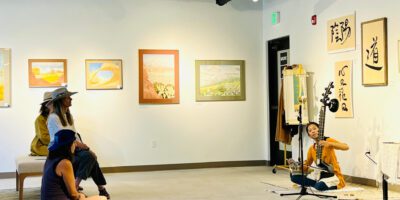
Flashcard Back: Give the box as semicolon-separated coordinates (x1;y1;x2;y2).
335;61;353;118
327;13;355;53
361;18;388;86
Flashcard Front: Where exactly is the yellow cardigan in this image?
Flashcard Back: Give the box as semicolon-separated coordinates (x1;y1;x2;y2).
305;138;346;189
30;115;50;156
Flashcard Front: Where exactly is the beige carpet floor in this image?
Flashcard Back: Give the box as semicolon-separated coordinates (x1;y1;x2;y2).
1;166;400;200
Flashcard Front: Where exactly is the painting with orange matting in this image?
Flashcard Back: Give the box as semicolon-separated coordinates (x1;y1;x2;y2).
139;49;179;104
29;59;67;87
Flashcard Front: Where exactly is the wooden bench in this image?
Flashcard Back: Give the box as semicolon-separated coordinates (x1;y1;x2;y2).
15;156;46;200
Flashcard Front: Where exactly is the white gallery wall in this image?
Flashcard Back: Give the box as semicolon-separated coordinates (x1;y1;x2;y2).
0;0;265;173
263;0;400;180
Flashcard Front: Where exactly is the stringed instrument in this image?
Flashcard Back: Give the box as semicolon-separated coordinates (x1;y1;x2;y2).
315;82;339;179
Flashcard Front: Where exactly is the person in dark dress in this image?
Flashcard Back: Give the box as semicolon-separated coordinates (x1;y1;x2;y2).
41;129;105;200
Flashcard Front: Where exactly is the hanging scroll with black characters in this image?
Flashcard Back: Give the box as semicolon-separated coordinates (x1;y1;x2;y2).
361;18;388;86
327;13;355;53
335;61;353;118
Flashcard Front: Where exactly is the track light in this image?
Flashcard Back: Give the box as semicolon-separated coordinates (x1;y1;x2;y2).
216;0;231;6
216;0;258;6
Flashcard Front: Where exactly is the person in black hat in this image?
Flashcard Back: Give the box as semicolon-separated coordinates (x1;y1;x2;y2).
47;87;110;199
41;129;105;200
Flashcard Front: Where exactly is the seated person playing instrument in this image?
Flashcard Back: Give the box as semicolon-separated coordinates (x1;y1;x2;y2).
289;122;349;191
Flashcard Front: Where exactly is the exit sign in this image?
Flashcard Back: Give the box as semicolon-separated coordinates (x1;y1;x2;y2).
272;11;280;25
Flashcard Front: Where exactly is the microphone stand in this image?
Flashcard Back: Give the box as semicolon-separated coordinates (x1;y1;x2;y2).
280;104;336;199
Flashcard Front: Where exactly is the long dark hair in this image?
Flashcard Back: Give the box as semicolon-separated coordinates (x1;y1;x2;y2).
52;98;73;126
39;103;50;118
48;142;74;161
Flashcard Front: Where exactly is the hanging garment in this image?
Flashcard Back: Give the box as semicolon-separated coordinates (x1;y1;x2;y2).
275;81;292;144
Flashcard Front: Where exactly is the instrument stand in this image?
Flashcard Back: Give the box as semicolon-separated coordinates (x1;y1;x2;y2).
280;104;337;199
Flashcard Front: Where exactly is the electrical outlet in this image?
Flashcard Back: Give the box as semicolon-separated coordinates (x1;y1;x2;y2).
152;141;157;148
365;147;371;154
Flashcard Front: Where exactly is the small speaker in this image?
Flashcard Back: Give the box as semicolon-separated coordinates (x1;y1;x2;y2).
216;0;231;6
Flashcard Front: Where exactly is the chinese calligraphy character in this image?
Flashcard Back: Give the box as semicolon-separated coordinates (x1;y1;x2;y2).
338;65;348;112
341;103;348;112
365;36;383;71
330;18;352;45
338;87;347;101
338;65;348;76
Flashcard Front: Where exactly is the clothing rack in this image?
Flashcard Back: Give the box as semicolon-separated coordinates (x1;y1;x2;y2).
273;64;308;173
272;143;290;173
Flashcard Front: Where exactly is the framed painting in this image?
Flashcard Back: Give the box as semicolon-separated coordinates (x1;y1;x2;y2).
139;49;179;104
361;18;388;86
85;59;123;90
334;60;353;118
327;13;355;53
195;60;245;101
0;48;11;107
29;59;67;87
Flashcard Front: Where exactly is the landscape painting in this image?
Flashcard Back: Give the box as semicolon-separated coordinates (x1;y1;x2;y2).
29;59;67;87
139;49;179;104
86;59;123;90
0;48;11;107
195;60;245;101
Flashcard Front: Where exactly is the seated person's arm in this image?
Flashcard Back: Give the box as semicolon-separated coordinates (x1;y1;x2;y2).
75;141;89;150
37;118;50;144
56;159;84;200
319;139;349;151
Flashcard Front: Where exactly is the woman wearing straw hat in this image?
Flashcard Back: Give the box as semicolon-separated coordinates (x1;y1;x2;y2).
47;87;110;199
41;129;106;200
30;91;53;156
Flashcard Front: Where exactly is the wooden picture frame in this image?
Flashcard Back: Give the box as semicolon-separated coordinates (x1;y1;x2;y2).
195;60;245;101
0;48;11;107
85;59;123;90
361;18;388;86
139;49;179;104
29;59;67;88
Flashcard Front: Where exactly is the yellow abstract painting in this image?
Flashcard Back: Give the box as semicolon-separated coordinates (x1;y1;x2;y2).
86;59;123;90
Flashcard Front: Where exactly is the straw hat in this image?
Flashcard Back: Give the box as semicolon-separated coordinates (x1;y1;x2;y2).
50;87;77;102
41;92;52;105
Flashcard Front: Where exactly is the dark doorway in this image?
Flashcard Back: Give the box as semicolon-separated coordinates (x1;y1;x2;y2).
267;36;290;166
